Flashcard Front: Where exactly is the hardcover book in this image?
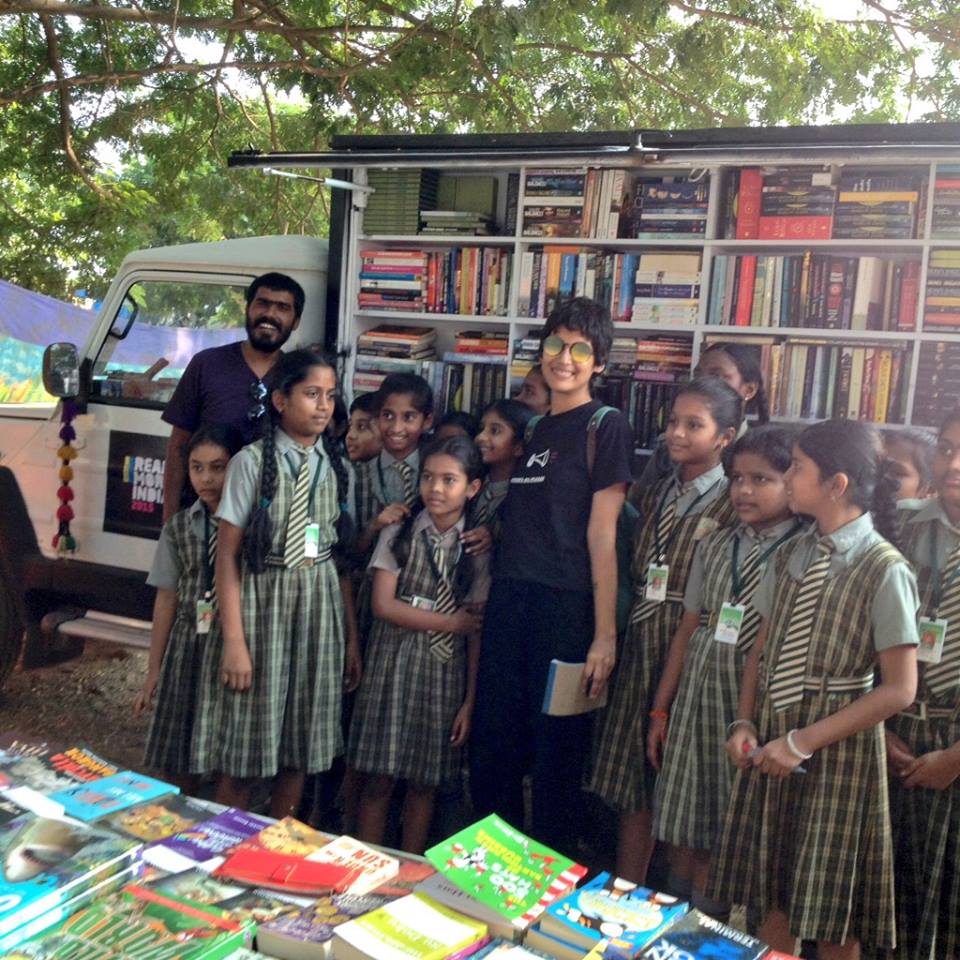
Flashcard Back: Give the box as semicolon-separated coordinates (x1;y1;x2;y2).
636;908;767;960
49;770;178;821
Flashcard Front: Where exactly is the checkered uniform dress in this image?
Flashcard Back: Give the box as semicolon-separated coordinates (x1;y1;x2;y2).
709;536;907;950
144;507;214;775
353;459;380;534
347;527;468;787
191;440;345;778
652;523;799;850
886;511;960;960
587;473;736;813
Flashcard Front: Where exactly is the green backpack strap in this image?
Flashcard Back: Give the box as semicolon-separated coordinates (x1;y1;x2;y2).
524;414;544;447
586;405;618;477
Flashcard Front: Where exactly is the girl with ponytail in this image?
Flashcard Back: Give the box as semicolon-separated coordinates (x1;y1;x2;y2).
192;349;361;819
710;418;919;960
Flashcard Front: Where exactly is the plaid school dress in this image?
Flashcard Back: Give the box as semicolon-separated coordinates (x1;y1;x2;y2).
144;504;215;775
886;500;960;960
587;468;736;813
709;530;911;950
347;518;469;787
191;439;345;778
652;520;802;851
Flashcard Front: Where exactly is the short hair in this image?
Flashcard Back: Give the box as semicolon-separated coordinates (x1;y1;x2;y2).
349;392;379;416
728;424;800;475
436;410;480;439
541;297;614;368
375;372;434;416
246;272;305;319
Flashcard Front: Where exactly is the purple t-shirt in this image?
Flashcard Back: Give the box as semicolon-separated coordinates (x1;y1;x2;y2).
162;341;267;445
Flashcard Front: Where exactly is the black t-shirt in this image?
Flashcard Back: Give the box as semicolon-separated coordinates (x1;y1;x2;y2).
495;400;633;592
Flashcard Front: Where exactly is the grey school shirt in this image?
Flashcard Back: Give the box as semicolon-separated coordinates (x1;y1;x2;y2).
899;498;960;607
148;497;210;590
371;449;421;508
752;511;919;653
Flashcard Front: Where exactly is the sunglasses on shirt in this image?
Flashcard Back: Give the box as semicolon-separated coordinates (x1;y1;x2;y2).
541;335;594;365
248;379;269;421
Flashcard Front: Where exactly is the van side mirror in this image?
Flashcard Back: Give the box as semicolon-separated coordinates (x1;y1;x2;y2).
42;343;80;398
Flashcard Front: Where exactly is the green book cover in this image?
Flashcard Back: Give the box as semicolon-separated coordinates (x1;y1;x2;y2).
425;815;586;926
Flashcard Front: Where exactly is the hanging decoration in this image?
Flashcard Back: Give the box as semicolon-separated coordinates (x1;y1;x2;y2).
52;399;78;554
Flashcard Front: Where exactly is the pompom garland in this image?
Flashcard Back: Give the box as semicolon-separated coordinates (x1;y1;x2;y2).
52;399;78;553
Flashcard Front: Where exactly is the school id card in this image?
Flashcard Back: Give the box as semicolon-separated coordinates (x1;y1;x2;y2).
304;522;321;558
715;602;746;645
196;599;215;635
917;618;948;664
645;563;669;603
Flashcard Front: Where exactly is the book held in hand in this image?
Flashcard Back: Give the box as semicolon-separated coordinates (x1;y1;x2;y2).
542;660;609;716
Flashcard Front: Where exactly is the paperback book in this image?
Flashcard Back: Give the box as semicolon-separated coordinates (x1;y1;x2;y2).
49;770;178;821
636;909;767;960
0;734;116;803
307;835;399;895
104;794;221;842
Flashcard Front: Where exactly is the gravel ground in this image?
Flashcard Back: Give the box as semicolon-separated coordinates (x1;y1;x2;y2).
0;640;150;769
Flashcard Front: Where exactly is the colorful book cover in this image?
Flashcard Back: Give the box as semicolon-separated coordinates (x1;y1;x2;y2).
0;734;116;799
425;814;587;928
144;807;272;874
332;892;488;960
0;813;141;936
368;850;435;899
540;872;688;952
637;909;767;960
5;883;255;959
307;834;399;895
235;815;336;857
49;770;178;821
104;794;221;842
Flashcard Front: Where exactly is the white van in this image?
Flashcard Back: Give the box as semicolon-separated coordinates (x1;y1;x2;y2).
0;235;329;681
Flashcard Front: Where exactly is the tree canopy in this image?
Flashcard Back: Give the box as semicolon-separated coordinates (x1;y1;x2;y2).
1;0;957;298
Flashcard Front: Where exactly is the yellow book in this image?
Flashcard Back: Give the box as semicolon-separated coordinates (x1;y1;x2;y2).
838;191;918;202
874;349;893;423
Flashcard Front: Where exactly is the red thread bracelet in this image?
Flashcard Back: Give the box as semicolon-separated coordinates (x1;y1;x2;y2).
649;709;669;721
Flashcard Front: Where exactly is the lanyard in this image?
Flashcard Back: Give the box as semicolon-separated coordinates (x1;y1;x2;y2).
929;524;960;614
729;521;803;602
285;450;323;517
422;529;462;585
203;508;215;599
653;477;721;562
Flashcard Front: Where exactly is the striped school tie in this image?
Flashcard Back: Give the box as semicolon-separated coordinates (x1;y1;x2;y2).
630;489;679;624
428;535;457;663
206;519;218;604
733;541;764;645
925;540;960;695
768;539;832;710
283;449;312;568
395;459;417;508
473;485;496;527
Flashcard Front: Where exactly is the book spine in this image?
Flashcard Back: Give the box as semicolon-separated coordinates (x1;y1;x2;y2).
736;169;763;239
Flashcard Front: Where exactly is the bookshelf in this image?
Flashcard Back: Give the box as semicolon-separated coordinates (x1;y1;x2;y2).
330;136;960;450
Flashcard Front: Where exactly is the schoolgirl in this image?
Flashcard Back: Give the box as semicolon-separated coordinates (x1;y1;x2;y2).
134;424;241;791
516;364;551;416
710;419;918;960
349;436;487;854
882;424;935;502
886;408;960;959
588;376;742;883
647;426;804;915
192;349;361;818
473;398;533;530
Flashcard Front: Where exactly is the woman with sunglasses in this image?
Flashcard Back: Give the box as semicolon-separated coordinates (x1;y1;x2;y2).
469;297;633;858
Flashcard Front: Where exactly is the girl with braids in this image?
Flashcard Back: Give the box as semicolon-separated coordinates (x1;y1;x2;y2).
588;377;741;885
348;436;487;854
473;398;533;532
710;419;919;960
886;408;960;960
646;426;804;920
630;341;770;506
192;349;361;819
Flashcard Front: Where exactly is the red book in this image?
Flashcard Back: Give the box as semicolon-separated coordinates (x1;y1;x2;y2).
757;215;833;240
766;953;802;959
898;261;920;330
734;255;757;325
213;848;361;895
736;169;763;239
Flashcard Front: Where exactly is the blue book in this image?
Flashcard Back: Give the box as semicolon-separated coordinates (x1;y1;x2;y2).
49;771;178;821
539;872;688;954
559;254;577;298
637;908;767;959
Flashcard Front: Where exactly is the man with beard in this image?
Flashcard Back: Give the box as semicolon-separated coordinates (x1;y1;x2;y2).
160;272;304;521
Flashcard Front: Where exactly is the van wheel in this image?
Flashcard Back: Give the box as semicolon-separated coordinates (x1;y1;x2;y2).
0;579;23;689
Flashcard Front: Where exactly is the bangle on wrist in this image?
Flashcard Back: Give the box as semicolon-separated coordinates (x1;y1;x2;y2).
786;729;813;761
649;709;669;722
726;719;758;739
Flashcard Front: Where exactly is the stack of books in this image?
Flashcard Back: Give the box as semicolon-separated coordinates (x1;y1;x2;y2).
364;169;439;235
709;253;920;331
833;170;923;240
420;211;494;235
625;177;709;238
358;249;428;313
932;165;960;239
756;168;836;240
353;325;438;396
423;248;512;316
630;253;701;325
924;249;960;330
913;341;960;427
521;168;629;240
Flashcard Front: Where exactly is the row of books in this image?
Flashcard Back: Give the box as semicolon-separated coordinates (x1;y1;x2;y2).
924;249;960;330
516;250;701;324
932;166;960;238
521;167;627;239
622;177;709;237
358;248;512;317
707;253;921;330
913;341;960;427
728;166;928;241
363;169;440;236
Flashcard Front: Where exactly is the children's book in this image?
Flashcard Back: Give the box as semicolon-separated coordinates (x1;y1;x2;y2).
48;769;178;821
144;807;273;874
0;813;141;936
636;909;768;960
539;872;688;953
104;794;222;842
4;882;256;959
416;873;519;942
331;892;488;960
541;660;608;716
257;891;395;959
306;835;399;895
524;926;586;960
425;815;587;929
0;734;116;803
235;816;337;857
